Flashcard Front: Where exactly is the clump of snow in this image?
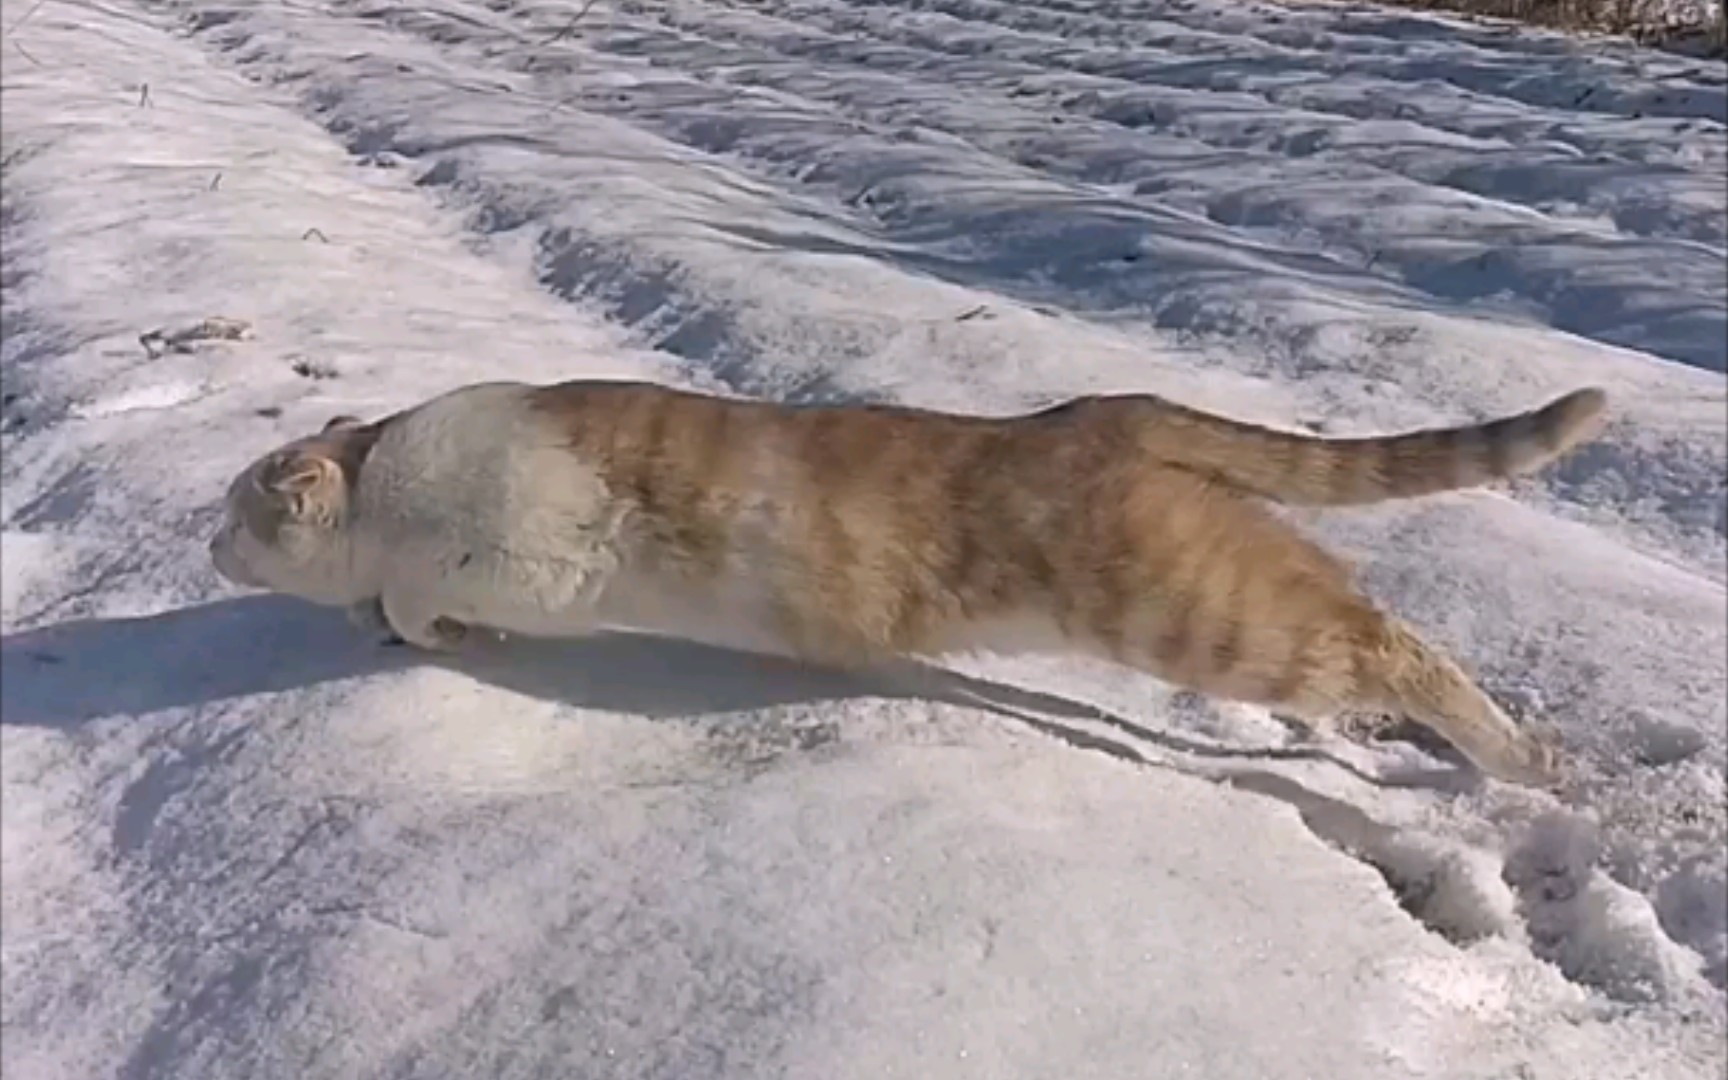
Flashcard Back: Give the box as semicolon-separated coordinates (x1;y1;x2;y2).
2;0;1723;1076
1629;709;1712;767
1505;811;1718;1006
1379;834;1524;943
1654;851;1728;989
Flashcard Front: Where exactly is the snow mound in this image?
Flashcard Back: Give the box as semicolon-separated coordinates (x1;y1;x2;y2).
2;0;1723;1077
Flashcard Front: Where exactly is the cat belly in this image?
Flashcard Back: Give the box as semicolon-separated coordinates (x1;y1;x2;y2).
592;570;795;657
426;554;788;657
919;609;1086;661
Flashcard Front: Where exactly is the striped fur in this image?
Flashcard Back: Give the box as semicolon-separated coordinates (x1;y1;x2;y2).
1122;388;1605;506
211;380;1608;787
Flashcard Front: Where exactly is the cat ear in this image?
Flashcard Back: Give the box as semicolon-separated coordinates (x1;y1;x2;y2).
257;451;343;519
322;414;365;433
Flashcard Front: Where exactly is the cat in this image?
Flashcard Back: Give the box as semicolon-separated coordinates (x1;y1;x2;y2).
211;379;1606;787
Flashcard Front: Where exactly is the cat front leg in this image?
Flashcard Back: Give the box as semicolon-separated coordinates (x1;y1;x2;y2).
345;596;404;644
380;589;470;652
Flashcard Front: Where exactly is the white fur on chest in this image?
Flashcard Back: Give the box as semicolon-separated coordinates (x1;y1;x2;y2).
356;386;631;635
348;384;791;652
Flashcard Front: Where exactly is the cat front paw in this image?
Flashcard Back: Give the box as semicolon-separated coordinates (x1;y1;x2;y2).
388;614;469;653
422;616;470;652
1500;722;1567;791
346;597;399;643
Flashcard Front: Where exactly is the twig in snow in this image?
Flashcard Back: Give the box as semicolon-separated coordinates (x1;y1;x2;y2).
13;40;44;67
1364;250;1381;272
290;357;340;381
140;316;252;358
301;227;329;243
209;171;222;191
137;82;151;107
307;901;447;940
954;304;990;322
544;0;601;43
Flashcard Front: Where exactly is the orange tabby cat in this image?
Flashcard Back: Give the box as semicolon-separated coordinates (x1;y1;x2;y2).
212;380;1606;786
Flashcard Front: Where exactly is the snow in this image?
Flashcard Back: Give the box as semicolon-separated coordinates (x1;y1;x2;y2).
1;0;1723;1076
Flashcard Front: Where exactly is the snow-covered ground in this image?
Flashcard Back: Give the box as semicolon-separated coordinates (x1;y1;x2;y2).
2;0;1723;1076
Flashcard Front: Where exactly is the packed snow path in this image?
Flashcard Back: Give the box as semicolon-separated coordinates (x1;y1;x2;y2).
1;0;1724;1078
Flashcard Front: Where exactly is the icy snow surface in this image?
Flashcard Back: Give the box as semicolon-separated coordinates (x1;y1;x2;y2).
1;0;1723;1077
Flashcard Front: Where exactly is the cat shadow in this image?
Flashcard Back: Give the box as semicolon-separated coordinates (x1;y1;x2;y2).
0;594;1468;792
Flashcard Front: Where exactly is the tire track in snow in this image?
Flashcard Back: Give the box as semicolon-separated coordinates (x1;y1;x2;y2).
557;0;1727;370
872;0;1728;125
696;0;1727;245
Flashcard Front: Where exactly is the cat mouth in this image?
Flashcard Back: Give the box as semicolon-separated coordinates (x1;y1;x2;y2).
209;535;264;588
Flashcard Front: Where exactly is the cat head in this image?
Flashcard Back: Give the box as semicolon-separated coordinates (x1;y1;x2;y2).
210;414;377;604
